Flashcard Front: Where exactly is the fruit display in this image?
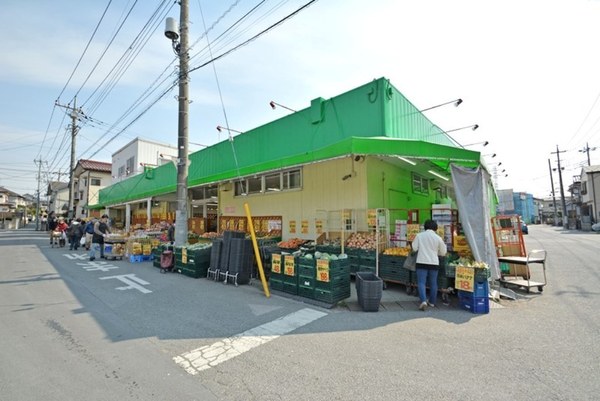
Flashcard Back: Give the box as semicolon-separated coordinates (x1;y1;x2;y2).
278;238;306;249
450;257;489;269
345;232;384;251
200;231;220;239
383;246;412;256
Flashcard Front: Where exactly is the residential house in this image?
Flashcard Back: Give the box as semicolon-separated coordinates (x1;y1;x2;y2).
47;181;70;217
73;159;112;219
580;165;600;228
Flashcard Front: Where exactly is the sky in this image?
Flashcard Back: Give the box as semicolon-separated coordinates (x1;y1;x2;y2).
2;0;600;200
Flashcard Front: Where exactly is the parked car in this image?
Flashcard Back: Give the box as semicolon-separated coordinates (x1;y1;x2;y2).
521;219;528;234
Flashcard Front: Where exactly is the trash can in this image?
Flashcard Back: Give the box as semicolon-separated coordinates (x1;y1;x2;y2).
356;271;383;312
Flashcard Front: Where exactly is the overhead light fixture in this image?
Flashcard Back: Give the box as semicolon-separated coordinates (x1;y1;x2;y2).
419;98;463;112
269;100;297;113
396;156;417;166
428;170;450;181
463;140;489;147
216;125;242;134
342;174;353;181
445;124;479;134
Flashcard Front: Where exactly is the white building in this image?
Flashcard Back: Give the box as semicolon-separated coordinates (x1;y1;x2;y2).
111;137;178;183
580;165;600;226
73;159;112;218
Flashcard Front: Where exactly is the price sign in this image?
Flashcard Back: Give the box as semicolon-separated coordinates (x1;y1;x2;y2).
367;209;377;228
284;255;295;276
315;220;323;234
301;220;309;234
271;254;281;274
455;265;474;292
316;259;330;282
182;247;188;264
289;220;296;234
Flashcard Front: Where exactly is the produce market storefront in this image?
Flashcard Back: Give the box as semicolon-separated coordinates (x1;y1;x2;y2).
93;76;497;274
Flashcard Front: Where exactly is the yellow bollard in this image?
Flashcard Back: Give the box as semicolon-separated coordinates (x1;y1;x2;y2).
244;203;270;298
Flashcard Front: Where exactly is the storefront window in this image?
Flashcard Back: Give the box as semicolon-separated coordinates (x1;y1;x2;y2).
265;173;281;192
412;173;429;195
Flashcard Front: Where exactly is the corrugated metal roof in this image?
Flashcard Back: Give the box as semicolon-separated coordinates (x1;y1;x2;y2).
96;77;480;207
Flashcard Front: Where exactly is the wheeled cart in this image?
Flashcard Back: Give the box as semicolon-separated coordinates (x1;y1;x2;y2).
498;249;547;293
104;240;126;260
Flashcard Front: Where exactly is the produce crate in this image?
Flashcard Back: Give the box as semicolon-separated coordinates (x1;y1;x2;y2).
359;297;381;312
355;272;383;300
297;256;316;267
282;281;298;295
379;254;406;267
437;274;453;289
179;266;208;279
129;254;152;263
298;285;314;299
459;281;489;298
314;286;351;304
298;275;315;288
359;253;377;268
357;265;376;274
445;263;456;278
348;254;360;273
379;265;411;283
269;277;283;291
298;264;315;277
474;268;490;282
315;273;350;290
458;292;490;314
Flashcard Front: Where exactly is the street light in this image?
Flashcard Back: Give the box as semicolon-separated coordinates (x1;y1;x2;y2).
464;140;489;147
445;124;479;134
216;125;243;134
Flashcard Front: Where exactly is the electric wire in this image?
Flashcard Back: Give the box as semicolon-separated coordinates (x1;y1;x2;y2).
57;0;114;102
197;0;245;193
189;0;319;75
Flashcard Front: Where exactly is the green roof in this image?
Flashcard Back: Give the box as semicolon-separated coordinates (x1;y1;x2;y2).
97;77;479;207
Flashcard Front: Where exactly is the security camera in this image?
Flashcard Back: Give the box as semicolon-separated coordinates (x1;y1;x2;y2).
165;17;179;40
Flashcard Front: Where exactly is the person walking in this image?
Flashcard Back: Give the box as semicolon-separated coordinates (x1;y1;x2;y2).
47;211;57;245
68;218;84;250
411;219;447;311
84;218;97;251
56;218;69;247
89;214;111;261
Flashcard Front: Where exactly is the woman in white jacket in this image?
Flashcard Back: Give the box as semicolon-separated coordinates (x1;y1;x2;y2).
411;219;447;311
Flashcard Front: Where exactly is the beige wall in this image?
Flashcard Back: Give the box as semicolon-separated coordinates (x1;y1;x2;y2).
219;157;369;240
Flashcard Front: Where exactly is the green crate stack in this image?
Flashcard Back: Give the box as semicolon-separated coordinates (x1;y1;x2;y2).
357;250;376;273
179;247;211;279
297;256;316;299
151;245;165;268
174;246;185;271
348;254;360;273
282;255;298;295
269;253;284;282
314;258;351;303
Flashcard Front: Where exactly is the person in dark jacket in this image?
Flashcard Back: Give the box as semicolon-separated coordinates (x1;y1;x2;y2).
68;218;84;251
89;214;111;261
167;220;175;244
48;211;57;244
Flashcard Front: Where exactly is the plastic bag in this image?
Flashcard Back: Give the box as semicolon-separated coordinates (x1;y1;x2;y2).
80;236;86;246
403;251;417;271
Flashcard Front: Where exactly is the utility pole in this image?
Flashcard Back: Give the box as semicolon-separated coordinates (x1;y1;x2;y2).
167;0;190;247
55;98;80;219
551;145;568;227
548;158;558;226
580;142;598;223
34;158;43;231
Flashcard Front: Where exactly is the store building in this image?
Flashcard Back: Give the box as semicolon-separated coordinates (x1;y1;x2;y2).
93;77;498;271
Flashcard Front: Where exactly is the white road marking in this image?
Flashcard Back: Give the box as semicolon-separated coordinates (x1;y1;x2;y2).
99;274;152;294
76;261;119;272
63;253;89;260
173;308;327;374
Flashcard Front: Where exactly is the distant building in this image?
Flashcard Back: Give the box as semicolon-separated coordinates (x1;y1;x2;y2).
580;165;600;225
496;189;537;224
46;181;69;217
111;137;178;183
73;159;112;219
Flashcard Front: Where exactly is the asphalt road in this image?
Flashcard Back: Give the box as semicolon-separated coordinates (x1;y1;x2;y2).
0;224;598;401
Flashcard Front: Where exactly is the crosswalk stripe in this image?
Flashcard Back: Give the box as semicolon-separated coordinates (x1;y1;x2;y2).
173;308;327;374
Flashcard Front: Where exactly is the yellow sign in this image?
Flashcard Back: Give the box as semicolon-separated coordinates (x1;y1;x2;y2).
301;220;309;234
407;224;420;242
289;220;296;234
182;247;188;264
271;254;281;274
284;255;295;276
315;220;323;234
367;209;377;228
455;265;474;292
316;259;330;282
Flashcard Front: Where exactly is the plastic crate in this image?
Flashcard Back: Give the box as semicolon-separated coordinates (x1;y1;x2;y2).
359;297;381;312
179;267;208;279
129;254;152;263
297;256;316;267
298;275;315;288
282;281;298;295
458;293;490;314
474;268;490;282
315;273;350;290
379;266;411;283
378;254;406;267
359;254;376;267
298;264;316;277
355;271;383;300
314;286;350;304
298;285;314;299
269;277;283;291
459;282;489;298
357;266;376;274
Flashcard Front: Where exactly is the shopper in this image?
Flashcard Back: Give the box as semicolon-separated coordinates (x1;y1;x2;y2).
89;214;111;261
167;219;175;244
68;218;84;251
48;211;58;244
56;218;69;247
84;218;97;251
411;219;447;311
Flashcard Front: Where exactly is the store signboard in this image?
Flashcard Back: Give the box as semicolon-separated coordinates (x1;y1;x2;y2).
455;266;474;292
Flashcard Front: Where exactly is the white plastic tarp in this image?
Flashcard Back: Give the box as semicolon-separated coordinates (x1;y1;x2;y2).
450;164;500;279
